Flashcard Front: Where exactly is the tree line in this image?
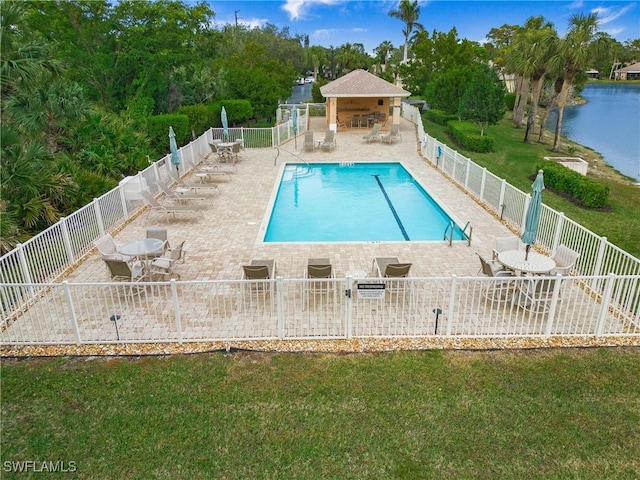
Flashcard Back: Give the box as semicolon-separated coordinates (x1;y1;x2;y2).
1;0;638;254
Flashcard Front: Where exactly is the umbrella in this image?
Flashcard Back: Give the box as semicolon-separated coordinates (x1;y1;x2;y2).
221;106;229;140
169;126;180;176
292;107;298;151
521;169;545;260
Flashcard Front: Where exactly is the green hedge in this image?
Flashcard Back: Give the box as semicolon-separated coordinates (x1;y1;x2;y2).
446;120;495;153
147;114;189;156
220;99;253;125
176;105;216;138
423;109;457;126
505;93;516;110
536;160;610;208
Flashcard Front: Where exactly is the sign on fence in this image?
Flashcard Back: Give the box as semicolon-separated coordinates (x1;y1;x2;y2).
357;283;385;299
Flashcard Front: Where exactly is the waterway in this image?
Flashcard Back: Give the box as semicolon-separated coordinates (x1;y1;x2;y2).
546;83;640;181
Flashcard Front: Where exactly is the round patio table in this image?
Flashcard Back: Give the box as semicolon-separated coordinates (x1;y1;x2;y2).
498;249;556;275
119;239;164;261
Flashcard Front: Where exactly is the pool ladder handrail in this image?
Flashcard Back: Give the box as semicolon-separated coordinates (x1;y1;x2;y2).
443;221;473;246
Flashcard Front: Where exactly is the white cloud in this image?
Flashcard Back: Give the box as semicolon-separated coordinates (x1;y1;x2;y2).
282;0;342;21
592;3;636;25
239;17;269;29
567;1;584;9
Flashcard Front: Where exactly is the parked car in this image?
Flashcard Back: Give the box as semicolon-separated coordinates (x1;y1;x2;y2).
305;77;314;83
297;78;305;85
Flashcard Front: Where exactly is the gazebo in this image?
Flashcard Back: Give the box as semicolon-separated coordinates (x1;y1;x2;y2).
320;69;410;132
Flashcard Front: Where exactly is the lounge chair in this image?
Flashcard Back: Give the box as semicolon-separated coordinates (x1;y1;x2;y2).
149;240;186;280
94;234;133;262
303;258;335;309
141;189;201;221
167;170;221;194
550;245;580;275
477;253;516;303
380;123;401;144
373;257;412;295
304;131;315;152
362;123;382;143
492;236;522;260
241;260;277;305
242;259;276;280
156;181;209;204
320;130;336;151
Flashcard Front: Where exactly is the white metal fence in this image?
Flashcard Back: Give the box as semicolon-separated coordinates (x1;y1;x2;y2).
1;103;638;345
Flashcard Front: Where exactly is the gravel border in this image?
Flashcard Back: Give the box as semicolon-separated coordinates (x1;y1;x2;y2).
2;336;639;357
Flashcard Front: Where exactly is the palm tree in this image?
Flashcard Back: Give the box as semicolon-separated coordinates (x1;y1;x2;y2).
547;13;608;152
507;17;557;142
374;40;394;68
388;0;424;63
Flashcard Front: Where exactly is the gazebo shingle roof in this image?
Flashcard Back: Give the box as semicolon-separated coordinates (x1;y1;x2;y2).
615;62;640;73
320;69;411;98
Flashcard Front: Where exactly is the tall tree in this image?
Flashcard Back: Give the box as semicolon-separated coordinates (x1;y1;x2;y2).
388;0;423;63
507;16;557;142
547;13;608;152
458;64;506;135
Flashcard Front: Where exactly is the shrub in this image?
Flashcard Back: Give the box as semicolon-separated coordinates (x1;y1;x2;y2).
447;120;495;152
220;99;253;125
176;105;216;138
537;160;610;208
505;93;516;110
423;109;457;126
147;114;189;155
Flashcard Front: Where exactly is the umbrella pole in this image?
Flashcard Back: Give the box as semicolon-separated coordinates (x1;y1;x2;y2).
525;244;531;261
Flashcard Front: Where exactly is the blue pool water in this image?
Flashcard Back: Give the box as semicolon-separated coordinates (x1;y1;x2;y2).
263;163;466;242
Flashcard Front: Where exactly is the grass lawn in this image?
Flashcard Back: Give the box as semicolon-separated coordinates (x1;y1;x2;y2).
2;349;639;479
421;115;640;258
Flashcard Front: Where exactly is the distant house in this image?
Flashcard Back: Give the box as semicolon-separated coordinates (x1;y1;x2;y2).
586;69;599;79
614;62;640;80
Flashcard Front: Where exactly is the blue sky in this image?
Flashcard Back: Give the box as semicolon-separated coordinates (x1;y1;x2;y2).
207;0;639;54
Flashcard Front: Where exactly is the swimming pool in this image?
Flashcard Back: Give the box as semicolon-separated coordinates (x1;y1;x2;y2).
263;162;466;242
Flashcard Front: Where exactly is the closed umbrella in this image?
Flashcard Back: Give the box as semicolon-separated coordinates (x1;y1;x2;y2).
169;126;180;176
221;106;229;140
521;169;545;260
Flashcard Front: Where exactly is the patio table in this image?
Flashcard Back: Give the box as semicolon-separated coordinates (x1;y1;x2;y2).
498;249;556;275
119;238;164;276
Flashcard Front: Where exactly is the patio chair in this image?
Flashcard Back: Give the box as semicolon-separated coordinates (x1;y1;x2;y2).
336;115;347;130
145;227;169;258
320;130;336;151
156;181;209;204
94;234;133;262
103;258;145;282
362;123;382;143
241;260;277;307
149;240;186;280
519;276;563;313
380;123;401;144
373;257;412;295
141;189;201;221
492;236;522;260
304;131;315;152
303;258;336;309
477;253;516;303
550;245;580;275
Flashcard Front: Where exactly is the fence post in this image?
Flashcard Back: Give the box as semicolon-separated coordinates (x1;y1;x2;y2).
479;168;487;202
16;243;34;285
544;275;563;336
498;179;506;217
591;236;609;290
595;273;616;336
521;194;531;233
118;182;129;219
63;281;82;345
94;199;105;236
451;152;457;181
446;275;457;336
464;158;471;189
59;217;75;265
345;276;353;339
170;279;183;343
551;212;565;254
276;276;285;338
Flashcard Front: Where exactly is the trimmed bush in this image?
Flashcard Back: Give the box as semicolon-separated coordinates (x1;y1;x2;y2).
447;120;495;153
505;93;516;110
147;114;189;155
176;105;216;138
536;160;610;208
220;99;253;125
423;109;457;126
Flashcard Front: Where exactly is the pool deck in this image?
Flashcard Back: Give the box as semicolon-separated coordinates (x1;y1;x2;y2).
68;117;517;284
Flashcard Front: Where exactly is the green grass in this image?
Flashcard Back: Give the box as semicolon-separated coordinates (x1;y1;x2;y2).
2;349;640;479
422;115;640;258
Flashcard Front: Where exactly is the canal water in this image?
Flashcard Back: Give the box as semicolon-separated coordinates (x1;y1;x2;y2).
546;83;640;181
